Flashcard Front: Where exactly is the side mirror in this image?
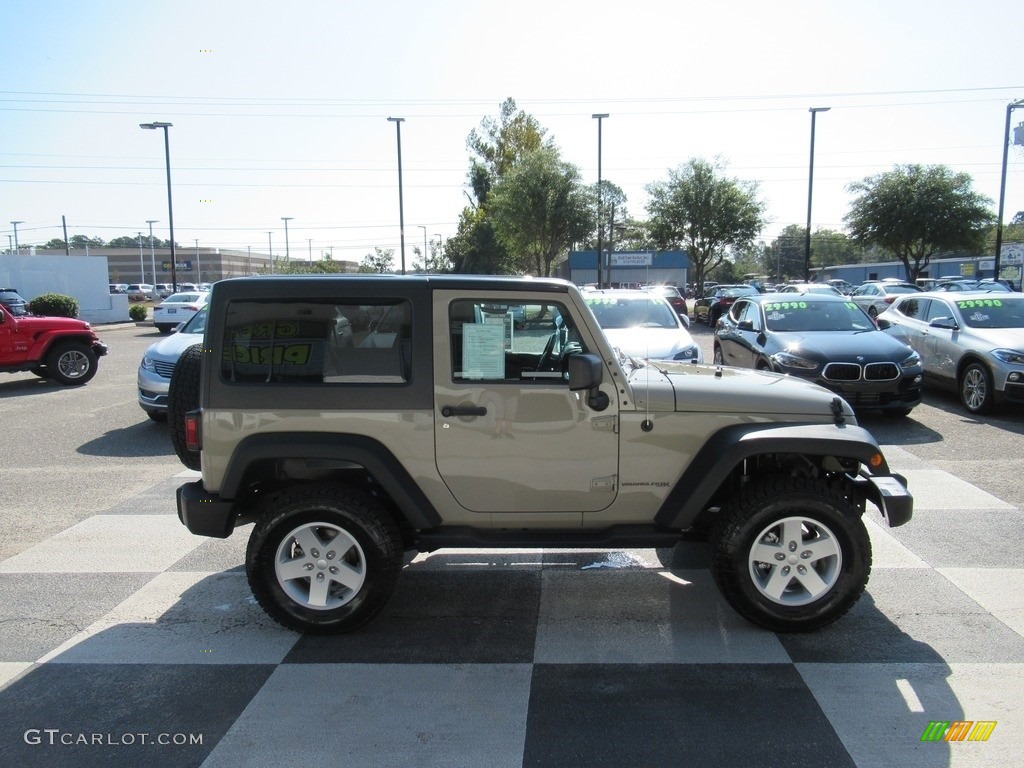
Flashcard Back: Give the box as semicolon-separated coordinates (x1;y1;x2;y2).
875;317;891;330
737;320;754;331
567;353;610;411
929;317;958;330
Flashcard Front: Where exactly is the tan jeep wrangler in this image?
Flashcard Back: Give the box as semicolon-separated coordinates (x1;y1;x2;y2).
172;275;912;634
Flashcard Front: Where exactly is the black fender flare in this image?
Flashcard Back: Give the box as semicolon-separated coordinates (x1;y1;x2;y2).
654;422;895;529
220;432;443;530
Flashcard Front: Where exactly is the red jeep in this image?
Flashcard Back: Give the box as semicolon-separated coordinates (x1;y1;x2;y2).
0;289;108;385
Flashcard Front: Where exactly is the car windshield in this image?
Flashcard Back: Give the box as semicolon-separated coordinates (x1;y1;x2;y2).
716;286;758;298
883;285;921;294
586;296;679;329
762;299;874;332
953;297;1024;329
180;305;208;333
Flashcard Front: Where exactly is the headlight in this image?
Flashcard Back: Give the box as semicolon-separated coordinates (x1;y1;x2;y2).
991;349;1024;365
770;351;819;370
141;356;156;372
900;351;922;369
673;345;700;361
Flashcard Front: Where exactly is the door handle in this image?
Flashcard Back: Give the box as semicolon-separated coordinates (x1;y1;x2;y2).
441;404;487;418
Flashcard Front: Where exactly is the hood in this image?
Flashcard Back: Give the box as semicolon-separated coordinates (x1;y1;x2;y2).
602;327;699;361
965;327;1024;351
774;330;916;361
625;361;855;419
13;314;96;335
144;328;205;361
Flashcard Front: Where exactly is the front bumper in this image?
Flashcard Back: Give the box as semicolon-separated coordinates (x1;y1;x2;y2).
92;341;109;357
855;471;913;527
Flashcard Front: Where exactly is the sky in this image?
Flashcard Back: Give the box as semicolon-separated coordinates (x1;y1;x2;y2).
2;0;1023;265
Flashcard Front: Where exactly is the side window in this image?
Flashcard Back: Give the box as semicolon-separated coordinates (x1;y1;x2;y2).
735;300;760;329
898;298;920;318
925;299;951;323
221;298;412;385
449;299;583;384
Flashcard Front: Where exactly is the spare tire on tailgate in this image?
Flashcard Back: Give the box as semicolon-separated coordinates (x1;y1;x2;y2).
168;344;203;471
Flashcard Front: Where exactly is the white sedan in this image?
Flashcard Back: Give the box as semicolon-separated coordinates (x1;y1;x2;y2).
152;291;209;333
584;290;703;363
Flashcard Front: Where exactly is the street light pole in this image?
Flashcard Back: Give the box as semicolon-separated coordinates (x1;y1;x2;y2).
10;221;23;255
267;232;273;274
387;117;407;274
281;217;293;263
137;232;144;283
805;107;830;281
139;122;177;291
592;114;609;287
194;239;201;283
146;219;158;286
995;98;1024;280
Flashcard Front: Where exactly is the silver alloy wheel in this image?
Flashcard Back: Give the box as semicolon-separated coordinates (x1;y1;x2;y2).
274;522;367;610
56;349;90;379
961;366;988;411
747;516;842;606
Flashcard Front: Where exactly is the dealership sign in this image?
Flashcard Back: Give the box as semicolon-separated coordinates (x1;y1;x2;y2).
610;252;653;267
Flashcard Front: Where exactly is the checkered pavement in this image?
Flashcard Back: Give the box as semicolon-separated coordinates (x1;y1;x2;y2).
1;445;1022;767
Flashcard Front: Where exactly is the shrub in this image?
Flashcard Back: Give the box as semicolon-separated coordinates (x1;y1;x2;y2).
29;293;79;318
128;303;149;321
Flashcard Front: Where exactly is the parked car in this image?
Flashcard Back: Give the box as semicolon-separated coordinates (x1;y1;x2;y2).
643;284;689;325
152;291;209;333
125;284;154;301
109;283;128;294
849;280;922;318
151;283;174;299
583;290;702;362
778;283;843;296
934;279;1011;293
877;291;1024;414
1;289;108;385
713;293;922;415
693;284;760;326
826;279;856;295
0;287;29;316
138;306;207;421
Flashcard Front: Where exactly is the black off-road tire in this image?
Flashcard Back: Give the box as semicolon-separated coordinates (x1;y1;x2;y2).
246;484;403;634
709;476;871;633
44;342;98;385
167;343;203;470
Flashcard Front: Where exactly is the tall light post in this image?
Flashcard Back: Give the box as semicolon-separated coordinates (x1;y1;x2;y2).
417;225;428;272
592;114;609;287
281;217;293;262
139;121;177;291
194;239;201;283
387;116;407;274
995;98;1024;280
805;107;830;280
146;219;158;285
434;233;443;271
10;221;23;254
137;232;145;282
266;232;274;274
308;238;313;262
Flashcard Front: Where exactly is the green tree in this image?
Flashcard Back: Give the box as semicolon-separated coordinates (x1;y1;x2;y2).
107;235;144;248
70;235;104;248
488;146;594;277
811;228;864;268
452;99;551;274
845;164;994;282
645;158;766;292
43;238;68;250
358;247;395;274
764;225;808;282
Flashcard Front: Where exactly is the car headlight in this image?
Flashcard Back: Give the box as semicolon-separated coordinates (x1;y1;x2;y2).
141;356;157;372
673;345;700;361
900;350;922;369
770;351;819;370
991;348;1024;365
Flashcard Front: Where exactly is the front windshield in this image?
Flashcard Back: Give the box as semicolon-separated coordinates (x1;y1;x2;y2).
763;300;874;332
585;297;678;330
180;305;208;334
954;297;1024;329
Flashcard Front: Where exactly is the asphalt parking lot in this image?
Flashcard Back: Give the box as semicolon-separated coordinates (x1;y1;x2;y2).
0;322;1022;767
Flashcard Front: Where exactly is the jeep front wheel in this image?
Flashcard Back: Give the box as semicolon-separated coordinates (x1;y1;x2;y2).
246;484;403;634
710;477;870;632
45;342;98;385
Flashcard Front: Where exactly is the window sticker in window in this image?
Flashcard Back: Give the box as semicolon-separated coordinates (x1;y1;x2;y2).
462;322;506;379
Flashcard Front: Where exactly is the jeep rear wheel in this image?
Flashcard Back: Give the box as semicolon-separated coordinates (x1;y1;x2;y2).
44;342;98;385
167;344;202;470
710;477;870;632
246;484;403;634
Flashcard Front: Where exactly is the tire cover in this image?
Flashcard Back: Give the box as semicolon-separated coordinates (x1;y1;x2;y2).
168;344;203;471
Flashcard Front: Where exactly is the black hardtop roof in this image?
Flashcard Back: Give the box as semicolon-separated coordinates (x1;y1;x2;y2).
212;273;576;298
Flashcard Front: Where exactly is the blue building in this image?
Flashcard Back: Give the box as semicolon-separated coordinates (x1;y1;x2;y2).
562;250;690;288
